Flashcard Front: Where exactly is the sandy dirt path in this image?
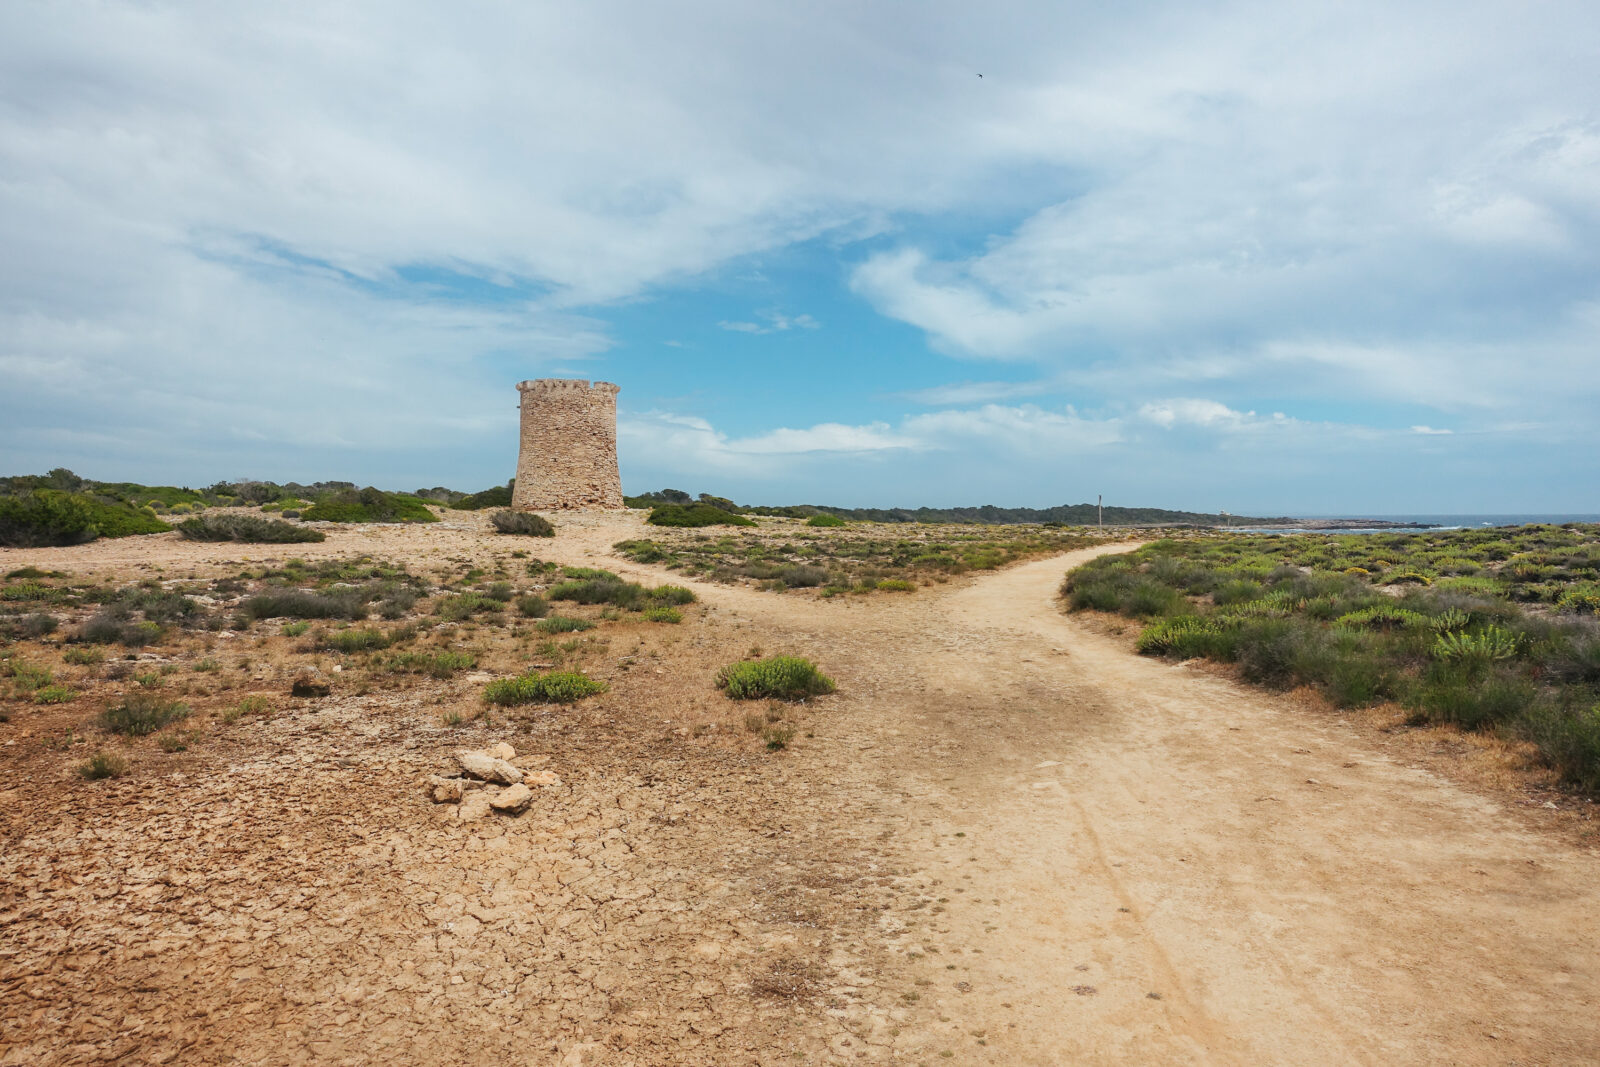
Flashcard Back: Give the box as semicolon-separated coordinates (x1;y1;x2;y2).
763;548;1600;1065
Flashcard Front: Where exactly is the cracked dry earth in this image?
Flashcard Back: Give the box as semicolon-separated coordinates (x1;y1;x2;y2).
5;519;1600;1065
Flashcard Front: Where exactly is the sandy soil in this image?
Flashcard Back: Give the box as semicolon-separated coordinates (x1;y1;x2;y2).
3;514;1598;1064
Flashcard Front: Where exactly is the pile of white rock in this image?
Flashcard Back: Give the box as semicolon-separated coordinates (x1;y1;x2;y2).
424;743;561;820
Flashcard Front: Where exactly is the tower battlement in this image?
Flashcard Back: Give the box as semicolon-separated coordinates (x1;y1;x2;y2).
511;378;624;511
516;379;620;396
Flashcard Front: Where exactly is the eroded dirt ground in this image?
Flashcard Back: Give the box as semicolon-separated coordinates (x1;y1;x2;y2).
3;513;1599;1065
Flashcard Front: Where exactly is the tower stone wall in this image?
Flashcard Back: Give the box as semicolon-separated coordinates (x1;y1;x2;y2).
511;379;624;511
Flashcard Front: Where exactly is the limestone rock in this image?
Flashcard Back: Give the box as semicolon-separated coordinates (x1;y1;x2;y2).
525;770;561;788
489;741;516;761
456;750;523;785
456;791;494;822
489;783;533;814
424;776;466;804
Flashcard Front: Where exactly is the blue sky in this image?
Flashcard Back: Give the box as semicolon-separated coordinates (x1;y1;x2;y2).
2;2;1597;514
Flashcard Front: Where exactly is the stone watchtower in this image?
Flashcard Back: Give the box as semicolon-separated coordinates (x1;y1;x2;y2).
511;379;625;511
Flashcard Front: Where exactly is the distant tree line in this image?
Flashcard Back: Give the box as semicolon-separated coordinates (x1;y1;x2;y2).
623;488;1288;527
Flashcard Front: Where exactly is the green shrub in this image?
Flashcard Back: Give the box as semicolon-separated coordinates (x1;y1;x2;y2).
1334;605;1427;631
281;621;310;636
451;484;514;510
650;585;696;605
1557;586;1600;615
646;504;754;528
0;489;170;546
715;656;836;700
1;581;57;602
244;590;370;621
78;751;129;780
1520;703;1600;792
806;513;846;527
301;487;439;524
100;693;189;736
1407;664;1538;729
434;593;502;621
537;615;594;634
1325;656;1395;708
319;628;391;653
876;578;916;592
641;606;682;623
3;660;52;693
515;595;550;618
176;514;325;543
63;646;105;666
1432;627;1519;666
490;510;555;536
562;566;620;580
33;684;78;704
482;669;607;705
549;578;648;609
1136;616;1220;659
386;650;475;677
116;621;163;647
1234;619;1307;689
1126;580;1186;619
613;539;670;564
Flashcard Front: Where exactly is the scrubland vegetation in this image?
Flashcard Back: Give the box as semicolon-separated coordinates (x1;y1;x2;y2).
1065;524;1600;791
617;523;1119;594
0;536;847;782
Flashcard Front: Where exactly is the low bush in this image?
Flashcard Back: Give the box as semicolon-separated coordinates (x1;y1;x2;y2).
549;578;646;609
100;693;189;736
806;513;846;527
243;589;370;621
1136;616;1223;659
33;685;78;704
537;615;594;634
176;514;325;543
78;751;129;780
319;628;392;653
451;484;514;510
515;594;550;618
482;669;607;705
490;510;555;536
650;585;696;605
875;578;916;592
641;606;682;623
715;656;835;700
386;650;475;677
301;487;438;524
434;593;503;621
62;646;105;666
646;504;754;528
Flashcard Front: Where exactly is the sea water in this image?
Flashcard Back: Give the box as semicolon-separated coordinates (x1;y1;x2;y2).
1234;514;1600;535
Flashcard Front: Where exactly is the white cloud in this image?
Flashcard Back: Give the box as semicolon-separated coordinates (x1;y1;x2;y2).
1411;425;1453;435
717;310;820;334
